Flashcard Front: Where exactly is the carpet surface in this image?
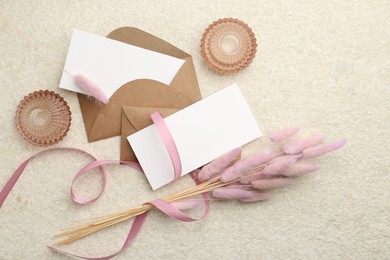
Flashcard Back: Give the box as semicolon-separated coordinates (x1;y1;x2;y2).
0;1;389;259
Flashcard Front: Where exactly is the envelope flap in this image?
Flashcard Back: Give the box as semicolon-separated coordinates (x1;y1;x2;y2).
107;27;189;59
123;106;179;131
107;27;202;102
110;79;195;106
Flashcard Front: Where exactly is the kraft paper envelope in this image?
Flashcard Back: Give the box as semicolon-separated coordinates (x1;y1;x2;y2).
76;27;202;142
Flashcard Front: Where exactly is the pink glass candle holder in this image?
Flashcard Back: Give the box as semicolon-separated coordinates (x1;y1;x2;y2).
201;18;257;74
15;90;72;146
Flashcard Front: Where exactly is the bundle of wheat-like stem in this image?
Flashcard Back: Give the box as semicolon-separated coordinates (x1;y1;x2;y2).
53;128;346;246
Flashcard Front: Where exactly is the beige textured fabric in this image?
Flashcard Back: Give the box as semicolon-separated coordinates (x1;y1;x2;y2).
0;1;389;259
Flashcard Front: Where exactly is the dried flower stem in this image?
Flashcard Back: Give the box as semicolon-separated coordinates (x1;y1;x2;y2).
53;163;269;246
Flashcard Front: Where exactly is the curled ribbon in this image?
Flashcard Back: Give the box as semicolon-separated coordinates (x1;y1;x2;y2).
0;112;210;259
0;147;107;208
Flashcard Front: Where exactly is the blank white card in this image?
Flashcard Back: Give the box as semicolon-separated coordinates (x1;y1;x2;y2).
59;29;185;99
128;84;262;190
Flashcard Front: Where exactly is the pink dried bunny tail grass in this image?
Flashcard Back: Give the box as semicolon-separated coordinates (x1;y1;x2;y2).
251;178;293;190
268;154;302;164
239;173;269;185
283;163;320;176
283;135;325;155
262;155;300;175
220;150;275;182
240;192;271;202
198;147;241;181
170;200;201;210
74;74;109;104
245;150;276;167
302;140;347;159
212;187;255;199
270;127;300;142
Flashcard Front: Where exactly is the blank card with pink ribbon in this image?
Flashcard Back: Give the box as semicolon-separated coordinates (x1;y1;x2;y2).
128;83;263;190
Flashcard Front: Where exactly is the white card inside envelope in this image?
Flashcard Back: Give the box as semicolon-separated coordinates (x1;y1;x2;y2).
59;29;185;98
128;84;262;190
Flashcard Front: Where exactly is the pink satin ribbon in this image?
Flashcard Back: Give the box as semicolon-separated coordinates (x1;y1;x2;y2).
0;112;210;259
150;111;182;182
0;147;107;208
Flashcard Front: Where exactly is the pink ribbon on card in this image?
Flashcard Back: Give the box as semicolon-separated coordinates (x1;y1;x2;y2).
150;111;182;182
0;112;210;259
